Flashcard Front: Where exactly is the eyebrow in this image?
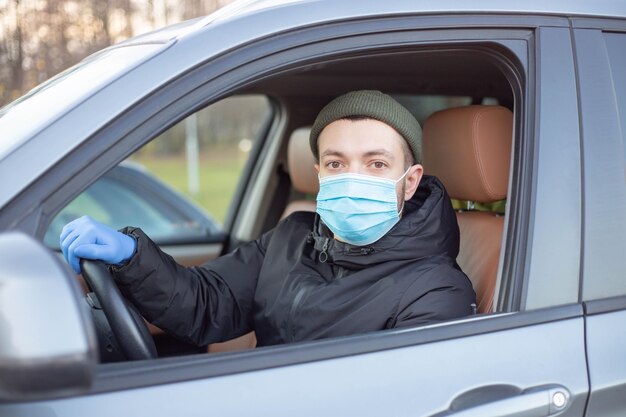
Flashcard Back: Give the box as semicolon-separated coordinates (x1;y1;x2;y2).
363;149;395;160
320;148;396;160
320;149;346;158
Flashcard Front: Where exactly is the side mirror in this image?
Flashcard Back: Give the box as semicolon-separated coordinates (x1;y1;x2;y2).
0;232;97;401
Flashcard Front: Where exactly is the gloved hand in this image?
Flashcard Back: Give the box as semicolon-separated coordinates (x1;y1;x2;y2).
60;216;137;274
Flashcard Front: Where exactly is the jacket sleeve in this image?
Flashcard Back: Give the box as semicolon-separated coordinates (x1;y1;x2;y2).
392;265;476;328
110;227;272;346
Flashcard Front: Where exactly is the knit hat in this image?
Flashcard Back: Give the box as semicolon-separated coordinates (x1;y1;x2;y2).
309;90;422;163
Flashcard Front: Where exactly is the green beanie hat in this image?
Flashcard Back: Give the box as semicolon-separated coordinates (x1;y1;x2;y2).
309;90;422;164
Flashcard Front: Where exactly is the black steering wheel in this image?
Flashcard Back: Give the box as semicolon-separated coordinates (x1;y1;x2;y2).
81;259;157;360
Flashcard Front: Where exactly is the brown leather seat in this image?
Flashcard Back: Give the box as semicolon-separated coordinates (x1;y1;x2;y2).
423;105;513;314
281;127;318;218
208;128;318;353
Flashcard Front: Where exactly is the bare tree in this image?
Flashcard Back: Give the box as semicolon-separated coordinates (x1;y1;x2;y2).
122;0;134;39
0;0;236;107
0;0;26;103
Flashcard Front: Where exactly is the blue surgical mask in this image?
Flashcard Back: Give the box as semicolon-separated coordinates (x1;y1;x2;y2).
316;168;410;246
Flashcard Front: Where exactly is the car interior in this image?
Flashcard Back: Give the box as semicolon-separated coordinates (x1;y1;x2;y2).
55;47;517;361
210;103;513;354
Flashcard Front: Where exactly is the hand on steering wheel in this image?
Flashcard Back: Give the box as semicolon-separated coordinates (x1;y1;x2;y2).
60;216;136;274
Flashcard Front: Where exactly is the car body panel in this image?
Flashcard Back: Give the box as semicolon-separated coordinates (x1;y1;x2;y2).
0;309;588;416
572;27;626;300
573;23;626;417
522;26;582;310
585;299;626;416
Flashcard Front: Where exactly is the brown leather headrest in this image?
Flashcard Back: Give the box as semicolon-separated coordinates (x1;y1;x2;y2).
288;127;319;195
423;105;512;202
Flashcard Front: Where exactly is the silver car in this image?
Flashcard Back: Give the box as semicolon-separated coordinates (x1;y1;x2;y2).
1;0;625;415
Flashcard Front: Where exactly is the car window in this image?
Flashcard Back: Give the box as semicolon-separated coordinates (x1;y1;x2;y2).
45;95;272;248
127;94;271;223
44;171;213;248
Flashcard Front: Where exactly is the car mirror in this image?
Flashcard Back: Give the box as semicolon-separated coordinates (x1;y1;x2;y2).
0;232;97;401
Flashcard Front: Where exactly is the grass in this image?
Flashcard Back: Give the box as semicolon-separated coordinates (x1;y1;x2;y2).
129;149;247;224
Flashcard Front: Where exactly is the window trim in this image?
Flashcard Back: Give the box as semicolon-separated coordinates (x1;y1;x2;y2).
585;295;626;315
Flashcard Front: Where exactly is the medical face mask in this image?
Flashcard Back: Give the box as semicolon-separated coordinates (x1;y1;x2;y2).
316;168;410;246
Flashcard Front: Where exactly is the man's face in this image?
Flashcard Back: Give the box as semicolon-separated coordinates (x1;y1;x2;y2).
314;118;424;209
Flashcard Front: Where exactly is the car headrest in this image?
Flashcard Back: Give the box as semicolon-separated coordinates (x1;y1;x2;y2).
422;105;513;203
288;127;319;195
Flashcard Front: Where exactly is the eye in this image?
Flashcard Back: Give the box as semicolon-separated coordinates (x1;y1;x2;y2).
327;161;343;169
372;161;387;169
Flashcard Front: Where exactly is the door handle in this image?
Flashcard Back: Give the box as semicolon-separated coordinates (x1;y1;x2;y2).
431;384;571;417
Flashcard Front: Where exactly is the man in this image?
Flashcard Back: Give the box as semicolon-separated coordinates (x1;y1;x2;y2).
60;90;475;347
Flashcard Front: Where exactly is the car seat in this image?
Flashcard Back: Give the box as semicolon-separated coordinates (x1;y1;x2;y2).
281;127;318;218
422;105;513;314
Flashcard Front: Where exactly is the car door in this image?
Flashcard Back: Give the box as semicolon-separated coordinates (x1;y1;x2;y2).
571;19;626;417
0;10;594;416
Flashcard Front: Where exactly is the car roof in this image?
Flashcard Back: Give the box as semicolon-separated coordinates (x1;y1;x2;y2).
114;0;625;48
153;0;626;42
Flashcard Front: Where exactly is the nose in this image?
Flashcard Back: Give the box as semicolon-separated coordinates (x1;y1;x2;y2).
347;163;366;175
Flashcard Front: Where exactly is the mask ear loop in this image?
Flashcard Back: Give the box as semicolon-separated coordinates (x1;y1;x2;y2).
396;166;414;215
395;166;412;183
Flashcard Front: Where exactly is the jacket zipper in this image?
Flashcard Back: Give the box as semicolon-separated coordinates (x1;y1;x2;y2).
287;286;309;341
319;238;329;263
288;236;365;340
286;236;328;341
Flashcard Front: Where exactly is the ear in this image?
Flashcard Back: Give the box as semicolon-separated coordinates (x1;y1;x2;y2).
404;164;424;201
314;163;320;174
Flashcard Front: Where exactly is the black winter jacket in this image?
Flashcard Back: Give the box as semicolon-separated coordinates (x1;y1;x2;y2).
111;175;476;347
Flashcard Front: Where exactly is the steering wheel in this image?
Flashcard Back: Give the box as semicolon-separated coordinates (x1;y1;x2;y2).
80;259;157;360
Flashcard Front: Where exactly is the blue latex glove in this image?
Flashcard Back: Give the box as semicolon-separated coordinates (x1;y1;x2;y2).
59;216;136;274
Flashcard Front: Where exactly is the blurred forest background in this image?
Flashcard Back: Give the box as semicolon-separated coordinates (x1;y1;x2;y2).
0;0;236;107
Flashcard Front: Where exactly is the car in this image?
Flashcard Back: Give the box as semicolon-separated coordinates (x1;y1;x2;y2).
43;161;223;255
1;0;625;415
